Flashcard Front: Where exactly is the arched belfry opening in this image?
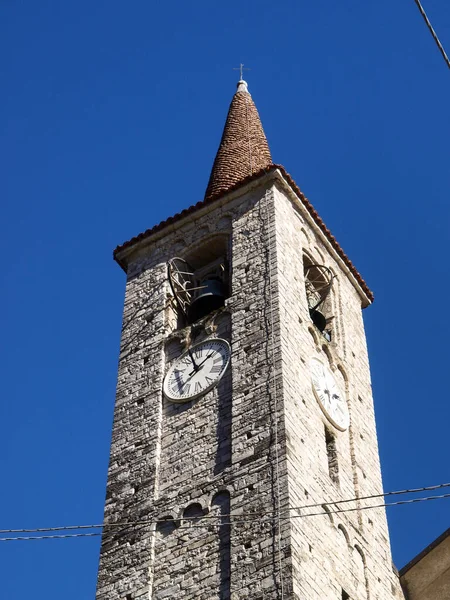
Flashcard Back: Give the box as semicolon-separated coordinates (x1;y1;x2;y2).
303;255;335;342
168;234;230;327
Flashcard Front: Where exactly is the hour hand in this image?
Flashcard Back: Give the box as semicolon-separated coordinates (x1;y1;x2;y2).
188;351;214;376
187;348;200;372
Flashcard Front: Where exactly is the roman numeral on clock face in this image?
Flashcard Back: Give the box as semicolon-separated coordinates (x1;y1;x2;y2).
195;382;202;394
210;365;222;374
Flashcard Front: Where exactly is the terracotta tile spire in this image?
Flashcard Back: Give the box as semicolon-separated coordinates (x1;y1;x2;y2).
204;80;273;199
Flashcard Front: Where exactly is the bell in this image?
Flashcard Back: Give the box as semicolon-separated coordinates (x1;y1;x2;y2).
310;308;327;333
188;278;226;323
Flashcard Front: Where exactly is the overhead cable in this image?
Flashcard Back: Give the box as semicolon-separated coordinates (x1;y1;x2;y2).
1;487;449;541
413;0;450;69
1;481;449;534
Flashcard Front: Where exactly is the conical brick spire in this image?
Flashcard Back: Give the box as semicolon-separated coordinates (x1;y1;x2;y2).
204;80;273;199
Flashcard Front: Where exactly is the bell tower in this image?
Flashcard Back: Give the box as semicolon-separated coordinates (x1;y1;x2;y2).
96;79;405;600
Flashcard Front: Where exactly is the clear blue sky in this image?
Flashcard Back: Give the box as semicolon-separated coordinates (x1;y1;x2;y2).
1;1;449;598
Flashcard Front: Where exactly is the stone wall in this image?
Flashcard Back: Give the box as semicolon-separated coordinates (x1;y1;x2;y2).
273;182;404;599
96;180;291;599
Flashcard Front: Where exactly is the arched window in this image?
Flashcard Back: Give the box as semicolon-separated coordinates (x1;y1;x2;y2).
155;515;178;537
182;502;206;524
337;524;350;547
303;254;335;342
354;544;368;598
322;503;335;525
168;234;230;327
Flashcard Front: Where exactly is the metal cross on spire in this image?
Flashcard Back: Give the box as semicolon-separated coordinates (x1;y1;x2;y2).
233;63;250;80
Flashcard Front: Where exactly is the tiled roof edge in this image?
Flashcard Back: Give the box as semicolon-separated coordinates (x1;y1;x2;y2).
113;165;277;261
273;165;374;303
113;164;374;303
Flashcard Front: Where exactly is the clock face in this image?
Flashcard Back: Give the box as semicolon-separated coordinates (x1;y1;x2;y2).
310;357;349;431
163;338;231;403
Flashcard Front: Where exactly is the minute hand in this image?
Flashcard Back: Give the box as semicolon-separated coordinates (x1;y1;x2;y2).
189;352;214;375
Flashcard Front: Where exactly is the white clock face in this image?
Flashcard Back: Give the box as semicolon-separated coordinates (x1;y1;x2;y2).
163;338;231;403
310;358;349;431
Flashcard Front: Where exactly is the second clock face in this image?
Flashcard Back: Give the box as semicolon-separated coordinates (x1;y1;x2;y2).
163;338;231;403
310;357;349;431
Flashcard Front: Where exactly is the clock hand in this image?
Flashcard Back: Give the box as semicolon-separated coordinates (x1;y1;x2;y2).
197;352;215;369
179;365;199;390
187;347;200;373
189;352;214;376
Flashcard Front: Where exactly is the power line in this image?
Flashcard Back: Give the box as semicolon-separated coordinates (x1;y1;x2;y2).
297;492;450;519
1;481;449;534
3;480;449;534
1;486;449;541
0;532;102;542
413;0;450;69
293;480;450;513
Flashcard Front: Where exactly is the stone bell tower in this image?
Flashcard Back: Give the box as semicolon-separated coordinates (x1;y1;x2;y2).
96;79;405;600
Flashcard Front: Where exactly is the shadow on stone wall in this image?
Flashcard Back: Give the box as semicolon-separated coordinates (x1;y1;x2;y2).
212;491;231;599
214;312;232;475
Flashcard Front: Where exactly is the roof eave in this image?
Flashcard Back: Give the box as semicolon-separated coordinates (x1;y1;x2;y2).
113;165;374;307
399;527;450;577
113;168;277;272
271;167;373;308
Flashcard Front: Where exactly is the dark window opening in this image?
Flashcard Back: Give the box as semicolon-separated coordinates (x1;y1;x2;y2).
325;426;340;485
188;259;228;323
168;235;230;327
342;590;350;600
183;503;206;523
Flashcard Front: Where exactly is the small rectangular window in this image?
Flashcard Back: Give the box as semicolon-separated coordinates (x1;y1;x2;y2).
325;426;340;485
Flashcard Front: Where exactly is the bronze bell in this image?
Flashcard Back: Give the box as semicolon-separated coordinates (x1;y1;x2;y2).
188;277;226;323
